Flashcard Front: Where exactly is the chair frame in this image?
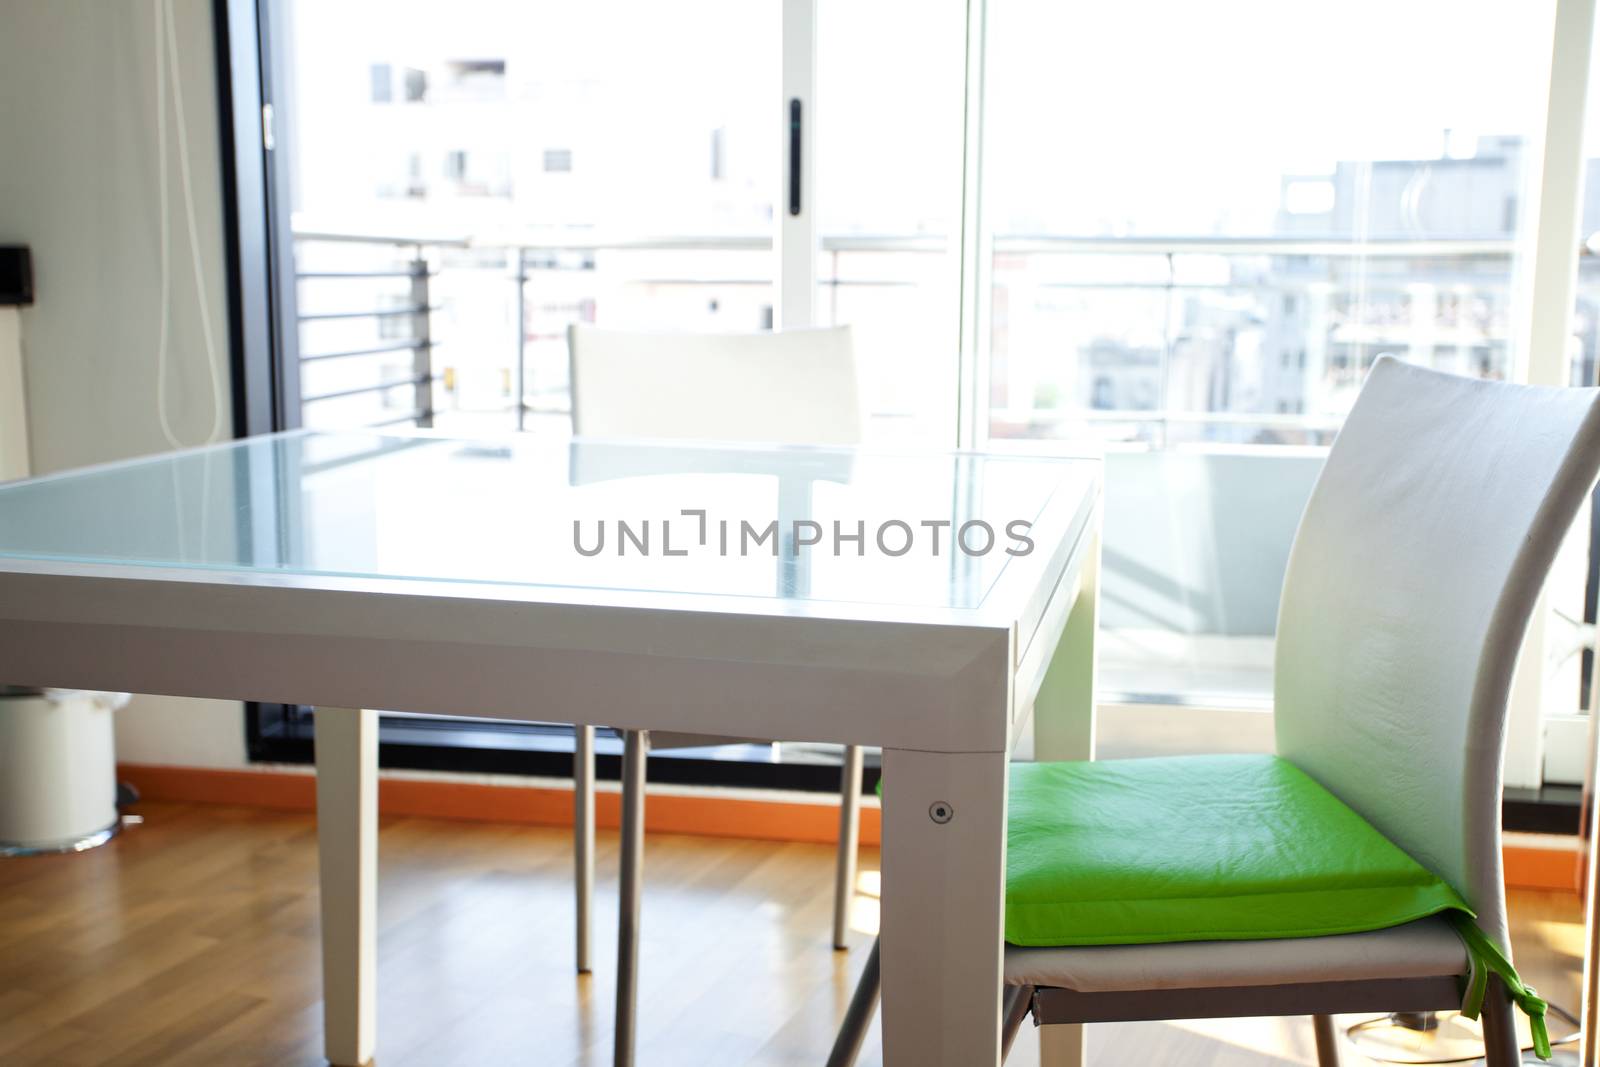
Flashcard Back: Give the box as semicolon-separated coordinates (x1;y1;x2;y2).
827;358;1599;1067
564;324;870;1067
829;947;1523;1066
1019;974;1520;1066
608;729;863;1062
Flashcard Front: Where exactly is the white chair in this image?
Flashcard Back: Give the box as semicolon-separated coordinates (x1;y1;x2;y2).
829;356;1600;1067
566;323;868;1066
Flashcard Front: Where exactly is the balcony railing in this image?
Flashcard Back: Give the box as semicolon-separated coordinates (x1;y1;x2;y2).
287;229;1600;720
292;229;1596;444
292;233;470;430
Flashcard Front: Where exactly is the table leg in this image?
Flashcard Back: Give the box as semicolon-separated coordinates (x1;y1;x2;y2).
615;729;648;1067
833;743;864;950
1032;525;1100;1067
575;723;596;974
1033;525;1099;764
314;706;378;1067
880;747;1007;1067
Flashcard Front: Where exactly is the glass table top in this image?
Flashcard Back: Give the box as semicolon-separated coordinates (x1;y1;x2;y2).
0;431;1095;610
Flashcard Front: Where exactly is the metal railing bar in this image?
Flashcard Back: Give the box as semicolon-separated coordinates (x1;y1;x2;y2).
297;270;438;280
292;229;1525;260
301;341;438;363
302;375;436;404
992;235;1516;257
475;233;770;252
299;305;440;322
1031;279;1517;292
993;407;1344;429
293;228;470;247
611;278;770;287
823;235;947;253
296;231;935;254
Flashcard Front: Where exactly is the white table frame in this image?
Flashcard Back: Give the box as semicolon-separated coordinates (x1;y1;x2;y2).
0;451;1101;1067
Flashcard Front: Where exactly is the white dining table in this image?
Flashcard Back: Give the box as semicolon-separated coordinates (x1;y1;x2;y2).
0;429;1102;1067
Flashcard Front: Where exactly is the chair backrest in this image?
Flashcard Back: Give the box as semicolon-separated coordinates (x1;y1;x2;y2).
1275;356;1600;951
567;324;862;445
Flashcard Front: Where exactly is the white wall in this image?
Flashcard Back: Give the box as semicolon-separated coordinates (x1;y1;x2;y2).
0;309;28;479
0;0;248;769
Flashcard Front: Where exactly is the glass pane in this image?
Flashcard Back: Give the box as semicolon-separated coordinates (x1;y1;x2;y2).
815;0;966;446
986;0;1550;444
281;0;778;435
984;0;1553;707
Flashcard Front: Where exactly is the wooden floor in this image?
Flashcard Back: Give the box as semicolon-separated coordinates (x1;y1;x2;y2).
0;801;1584;1066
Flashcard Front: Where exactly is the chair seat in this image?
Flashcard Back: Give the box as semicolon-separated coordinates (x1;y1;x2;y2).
1004;915;1467;992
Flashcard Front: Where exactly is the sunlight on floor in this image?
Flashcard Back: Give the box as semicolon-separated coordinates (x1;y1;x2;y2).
850;896;881;937
1170;1015;1317;1062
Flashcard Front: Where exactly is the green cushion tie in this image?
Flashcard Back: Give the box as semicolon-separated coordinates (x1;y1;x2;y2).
1449;913;1550;1060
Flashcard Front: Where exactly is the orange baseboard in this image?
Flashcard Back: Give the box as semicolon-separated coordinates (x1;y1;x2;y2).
1503;838;1582;893
117;763;882;847
117;764;1584;887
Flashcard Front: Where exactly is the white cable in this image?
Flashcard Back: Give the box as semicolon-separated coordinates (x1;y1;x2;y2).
154;0;225;448
164;0;224;443
153;0;188;560
154;0;178;448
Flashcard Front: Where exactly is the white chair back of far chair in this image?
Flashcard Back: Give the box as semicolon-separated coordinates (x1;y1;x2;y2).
1274;356;1600;951
568;324;862;446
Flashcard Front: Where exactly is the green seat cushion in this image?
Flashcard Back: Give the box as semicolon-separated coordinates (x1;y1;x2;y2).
889;752;1549;1055
1005;753;1467;947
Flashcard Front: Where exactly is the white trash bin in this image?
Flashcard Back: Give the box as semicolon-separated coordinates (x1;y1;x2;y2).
0;688;127;854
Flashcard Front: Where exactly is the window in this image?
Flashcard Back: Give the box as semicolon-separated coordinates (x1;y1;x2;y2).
439;59;506;102
259;0;793;784
813;0;967;446
983;0;1553;710
238;0;1586;789
709;127;726;182
402;67;427;103
368;63;391;103
282;0;779;438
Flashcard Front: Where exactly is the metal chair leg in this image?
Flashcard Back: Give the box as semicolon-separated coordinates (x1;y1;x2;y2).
826;937;881;1067
614;729;648;1067
1312;1013;1340;1067
1480;976;1522;1067
832;744;864;950
575;724;595;974
1001;985;1033;1061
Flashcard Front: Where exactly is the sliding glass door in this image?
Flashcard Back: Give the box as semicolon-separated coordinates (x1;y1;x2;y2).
281;0;780;436
241;0;1594;786
275;0;967;445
